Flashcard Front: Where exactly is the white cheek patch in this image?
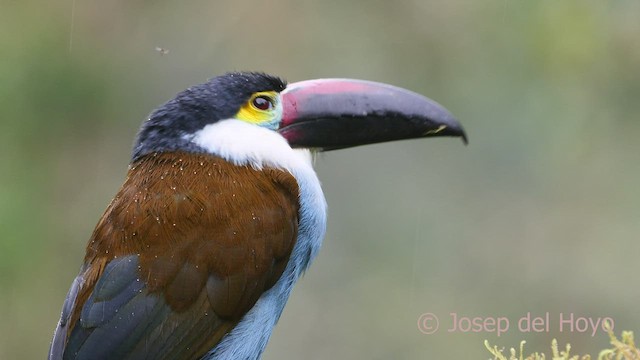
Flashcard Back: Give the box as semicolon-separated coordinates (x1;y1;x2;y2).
190;119;313;172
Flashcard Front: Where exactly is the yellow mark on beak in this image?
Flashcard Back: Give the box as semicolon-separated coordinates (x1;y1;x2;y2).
423;125;447;136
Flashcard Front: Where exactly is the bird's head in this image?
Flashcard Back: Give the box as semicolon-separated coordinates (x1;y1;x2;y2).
132;72;466;161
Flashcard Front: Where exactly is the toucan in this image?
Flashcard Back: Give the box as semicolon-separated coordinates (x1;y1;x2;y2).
49;72;466;360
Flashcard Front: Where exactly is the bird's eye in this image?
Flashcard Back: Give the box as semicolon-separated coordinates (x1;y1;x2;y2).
252;96;273;111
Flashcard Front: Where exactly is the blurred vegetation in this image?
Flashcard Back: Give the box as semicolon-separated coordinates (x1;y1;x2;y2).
486;327;640;360
1;0;639;359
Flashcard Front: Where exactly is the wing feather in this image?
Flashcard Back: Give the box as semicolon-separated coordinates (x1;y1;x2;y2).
49;153;299;360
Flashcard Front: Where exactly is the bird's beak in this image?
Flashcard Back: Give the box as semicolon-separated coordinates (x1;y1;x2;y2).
278;79;467;151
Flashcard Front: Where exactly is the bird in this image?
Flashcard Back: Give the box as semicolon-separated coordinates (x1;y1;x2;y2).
49;71;466;360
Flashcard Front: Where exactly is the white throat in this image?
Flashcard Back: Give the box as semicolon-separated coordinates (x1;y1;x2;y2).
190;119;313;172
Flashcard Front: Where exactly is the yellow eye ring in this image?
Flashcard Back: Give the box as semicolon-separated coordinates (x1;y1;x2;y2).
235;91;280;125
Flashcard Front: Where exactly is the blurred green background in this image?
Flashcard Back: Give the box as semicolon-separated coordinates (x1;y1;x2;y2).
2;0;639;358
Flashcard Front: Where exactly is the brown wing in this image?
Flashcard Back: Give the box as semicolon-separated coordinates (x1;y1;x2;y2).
50;152;299;360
